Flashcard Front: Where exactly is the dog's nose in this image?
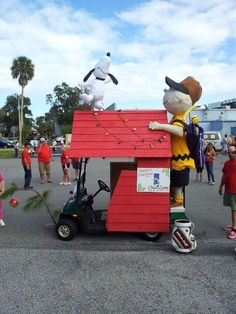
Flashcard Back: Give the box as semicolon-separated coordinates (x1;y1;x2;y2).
106;52;110;57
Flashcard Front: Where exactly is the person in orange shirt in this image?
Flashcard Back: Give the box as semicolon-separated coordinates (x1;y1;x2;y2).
36;138;53;184
59;145;71;186
21;142;33;190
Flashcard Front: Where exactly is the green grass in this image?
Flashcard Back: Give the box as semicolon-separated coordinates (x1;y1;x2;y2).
0;149;23;159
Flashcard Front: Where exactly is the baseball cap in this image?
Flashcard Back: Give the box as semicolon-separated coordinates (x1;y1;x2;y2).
40;137;46;142
165;76;202;104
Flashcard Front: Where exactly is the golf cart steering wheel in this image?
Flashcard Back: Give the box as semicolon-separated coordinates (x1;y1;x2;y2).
98;180;110;192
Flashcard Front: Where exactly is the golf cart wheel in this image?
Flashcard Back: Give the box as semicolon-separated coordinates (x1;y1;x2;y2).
56;218;78;241
142;232;162;241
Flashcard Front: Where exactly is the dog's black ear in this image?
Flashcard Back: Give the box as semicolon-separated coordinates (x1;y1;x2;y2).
83;69;95;82
108;73;118;85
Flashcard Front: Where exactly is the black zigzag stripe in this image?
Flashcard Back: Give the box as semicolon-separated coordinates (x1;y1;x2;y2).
171;154;191;161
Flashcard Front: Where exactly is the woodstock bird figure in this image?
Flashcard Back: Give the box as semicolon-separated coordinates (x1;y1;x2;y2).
79;52;118;110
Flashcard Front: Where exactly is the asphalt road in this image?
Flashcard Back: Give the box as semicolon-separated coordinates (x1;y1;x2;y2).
0;155;235;314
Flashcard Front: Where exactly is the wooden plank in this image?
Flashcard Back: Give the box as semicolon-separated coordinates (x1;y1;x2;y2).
110;195;169;205
69;149;172;158
71;134;171;143
109;185;169;196
137;158;170;168
106;204;169;214
70;141;169;149
73;110;168;120
107;223;170;232
71;110;171;158
72;126;170;136
72;120;169;128
108;213;169;223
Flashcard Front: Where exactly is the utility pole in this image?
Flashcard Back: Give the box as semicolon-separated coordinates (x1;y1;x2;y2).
18;96;23;147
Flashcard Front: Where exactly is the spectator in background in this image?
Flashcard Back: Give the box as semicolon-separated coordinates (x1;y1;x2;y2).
36;138;53;184
222;134;228;154
59;145;71;186
52;139;57;152
219;145;236;239
227;135;236;146
204;143;216;185
190;115;205;182
21;142;33;190
32;138;38;156
71;158;80;181
14;140;19;158
0;171;6;226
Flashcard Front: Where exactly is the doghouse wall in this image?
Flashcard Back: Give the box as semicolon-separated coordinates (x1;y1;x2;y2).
107;158;170;232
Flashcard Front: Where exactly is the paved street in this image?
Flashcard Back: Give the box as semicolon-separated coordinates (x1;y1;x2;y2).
0;155;235;314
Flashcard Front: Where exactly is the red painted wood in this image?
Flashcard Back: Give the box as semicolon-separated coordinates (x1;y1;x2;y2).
105;204;169;214
72;121;168;128
71;134;171;145
137;158;170;168
110;195;169;205
108;214;169;223
107;223;170;232
70;110;171;158
72;131;170;140
69;149;171;158
107;170;170;232
110;185;169;197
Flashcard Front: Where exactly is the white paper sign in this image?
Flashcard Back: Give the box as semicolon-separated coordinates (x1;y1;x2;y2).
137;168;170;192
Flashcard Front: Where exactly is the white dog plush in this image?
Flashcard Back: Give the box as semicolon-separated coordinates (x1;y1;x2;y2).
79;52;118;110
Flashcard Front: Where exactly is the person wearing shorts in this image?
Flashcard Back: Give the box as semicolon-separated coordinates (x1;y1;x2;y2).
219;145;236;239
71;159;80;181
36;138;53;184
59;145;71;186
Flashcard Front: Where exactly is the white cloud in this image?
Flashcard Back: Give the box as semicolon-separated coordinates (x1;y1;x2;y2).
0;0;236;118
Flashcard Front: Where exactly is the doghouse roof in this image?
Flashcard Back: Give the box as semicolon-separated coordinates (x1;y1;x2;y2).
69;110;171;158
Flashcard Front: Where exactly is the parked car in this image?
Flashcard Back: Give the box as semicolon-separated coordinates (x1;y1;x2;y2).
203;132;223;151
0;138;10;148
56;136;65;145
2;137;14;148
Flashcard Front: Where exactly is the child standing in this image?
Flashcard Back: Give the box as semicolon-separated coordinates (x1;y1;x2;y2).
14;140;19;158
0;171;6;226
59;145;71;186
204;143;216;184
218;146;236;239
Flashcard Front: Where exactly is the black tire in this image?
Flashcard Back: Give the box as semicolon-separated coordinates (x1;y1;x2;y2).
56;218;78;241
142;232;162;241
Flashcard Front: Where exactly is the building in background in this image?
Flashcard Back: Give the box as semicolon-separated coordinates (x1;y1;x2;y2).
189;98;236;136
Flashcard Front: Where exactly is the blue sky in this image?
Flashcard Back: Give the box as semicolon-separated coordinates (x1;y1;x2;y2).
0;0;236;118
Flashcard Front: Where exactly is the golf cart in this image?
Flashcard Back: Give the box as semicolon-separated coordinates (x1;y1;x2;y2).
56;158;163;241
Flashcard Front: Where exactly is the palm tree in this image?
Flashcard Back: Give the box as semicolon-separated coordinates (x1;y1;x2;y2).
11;56;34;146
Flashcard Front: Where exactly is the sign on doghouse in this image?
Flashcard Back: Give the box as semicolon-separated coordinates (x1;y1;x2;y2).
137;168;170;192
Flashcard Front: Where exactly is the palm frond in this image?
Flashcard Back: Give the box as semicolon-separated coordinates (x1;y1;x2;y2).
41;190;51;201
23;195;42;213
0;183;56;224
0;183;18;199
22;190;51;213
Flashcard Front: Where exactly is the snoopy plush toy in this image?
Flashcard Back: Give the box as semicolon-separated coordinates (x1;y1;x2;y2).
79;52;118;110
149;76;202;207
